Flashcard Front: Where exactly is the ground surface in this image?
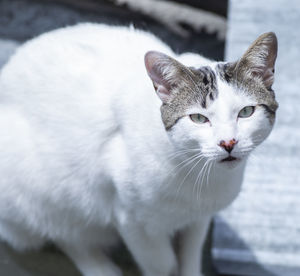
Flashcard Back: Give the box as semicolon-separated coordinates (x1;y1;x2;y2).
213;1;300;276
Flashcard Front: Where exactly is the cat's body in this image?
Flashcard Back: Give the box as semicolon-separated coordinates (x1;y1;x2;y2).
0;24;278;276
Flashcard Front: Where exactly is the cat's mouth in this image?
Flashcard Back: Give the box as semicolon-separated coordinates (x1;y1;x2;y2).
220;155;239;162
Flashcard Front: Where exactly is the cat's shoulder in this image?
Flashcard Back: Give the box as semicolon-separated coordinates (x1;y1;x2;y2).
2;23;175;75
3;23;215;78
15;23;171;55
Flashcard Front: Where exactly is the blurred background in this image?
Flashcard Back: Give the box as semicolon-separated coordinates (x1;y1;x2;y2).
0;1;299;276
0;0;227;65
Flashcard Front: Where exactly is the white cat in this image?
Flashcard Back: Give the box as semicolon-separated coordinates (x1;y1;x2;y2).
0;24;278;276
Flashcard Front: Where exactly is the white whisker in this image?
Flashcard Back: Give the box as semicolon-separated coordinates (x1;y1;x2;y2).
196;159;211;201
175;155;205;199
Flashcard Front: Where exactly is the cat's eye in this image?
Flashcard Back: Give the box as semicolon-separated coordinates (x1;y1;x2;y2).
189;114;209;124
238;106;255;118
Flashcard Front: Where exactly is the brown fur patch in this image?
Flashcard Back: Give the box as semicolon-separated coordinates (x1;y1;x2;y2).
215;32;279;122
161;66;218;130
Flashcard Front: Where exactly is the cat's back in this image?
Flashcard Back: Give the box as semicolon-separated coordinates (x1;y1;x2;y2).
0;26;157;122
0;24;173;144
0;23;210;123
0;23;172;104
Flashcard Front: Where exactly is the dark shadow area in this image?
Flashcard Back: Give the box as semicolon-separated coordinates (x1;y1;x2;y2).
213;216;277;276
0;0;226;60
0;242;81;276
171;0;228;17
1;218;280;276
1;225;215;276
1;240;143;276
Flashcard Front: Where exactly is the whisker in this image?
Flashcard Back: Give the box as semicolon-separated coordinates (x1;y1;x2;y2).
203;159;212;196
167;152;202;176
175;155;205;199
196;159;211;201
194;160;207;200
206;159;215;190
163;153;206;196
165;148;201;162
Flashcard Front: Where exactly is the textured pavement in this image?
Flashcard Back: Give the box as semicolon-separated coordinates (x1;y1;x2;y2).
212;1;300;276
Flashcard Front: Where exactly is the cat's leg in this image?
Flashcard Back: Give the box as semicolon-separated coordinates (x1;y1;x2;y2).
178;216;211;276
58;241;122;276
118;222;177;276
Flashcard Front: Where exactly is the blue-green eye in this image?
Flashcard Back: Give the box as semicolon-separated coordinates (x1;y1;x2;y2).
189;114;209;124
238;106;255;118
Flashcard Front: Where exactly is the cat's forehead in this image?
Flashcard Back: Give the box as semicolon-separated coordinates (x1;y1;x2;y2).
187;66;218;108
183;63;254;109
215;62;278;112
188;65;255;113
161;63;258;130
206;75;255;116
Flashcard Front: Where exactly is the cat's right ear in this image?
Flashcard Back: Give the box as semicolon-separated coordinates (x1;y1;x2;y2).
237;32;278;89
144;51;180;103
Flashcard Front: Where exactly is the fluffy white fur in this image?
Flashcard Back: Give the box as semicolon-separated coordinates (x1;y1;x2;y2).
0;24;274;276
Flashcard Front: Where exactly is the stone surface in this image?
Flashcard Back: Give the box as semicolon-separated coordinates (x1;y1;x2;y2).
212;1;300;275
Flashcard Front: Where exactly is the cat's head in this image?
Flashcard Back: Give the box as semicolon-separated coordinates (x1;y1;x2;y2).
145;32;278;168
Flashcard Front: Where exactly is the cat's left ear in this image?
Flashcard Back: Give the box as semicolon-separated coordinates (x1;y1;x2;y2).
238;32;278;89
144;51;183;103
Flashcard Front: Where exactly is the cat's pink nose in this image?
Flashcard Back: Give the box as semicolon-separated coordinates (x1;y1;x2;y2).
219;139;238;154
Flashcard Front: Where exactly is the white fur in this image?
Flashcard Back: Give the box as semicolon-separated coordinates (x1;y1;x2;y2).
0;24;273;276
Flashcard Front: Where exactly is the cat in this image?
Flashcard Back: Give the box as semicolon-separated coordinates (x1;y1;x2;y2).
0;23;278;276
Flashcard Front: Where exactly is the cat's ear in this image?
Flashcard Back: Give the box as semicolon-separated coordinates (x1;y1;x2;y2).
238;32;278;89
144;51;182;103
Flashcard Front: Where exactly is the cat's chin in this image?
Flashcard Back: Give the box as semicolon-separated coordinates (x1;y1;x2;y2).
217;155;243;169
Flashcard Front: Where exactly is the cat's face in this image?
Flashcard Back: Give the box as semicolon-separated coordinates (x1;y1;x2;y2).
145;32;278;168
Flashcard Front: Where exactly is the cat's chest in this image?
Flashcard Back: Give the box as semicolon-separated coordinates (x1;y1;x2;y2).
131;164;243;231
111;138;245;231
126;196;199;233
